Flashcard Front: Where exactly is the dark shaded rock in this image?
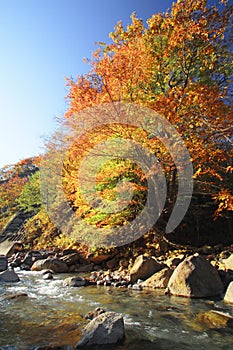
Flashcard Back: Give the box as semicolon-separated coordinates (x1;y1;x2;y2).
119;259;129;269
60;253;87;266
32;346;73;350
106;257;118;270
198;245;213;255
21;250;43;267
218;269;233;289
0;269;20;282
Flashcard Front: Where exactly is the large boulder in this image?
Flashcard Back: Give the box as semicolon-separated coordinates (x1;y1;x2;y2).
166;254;224;298
31;258;69;273
141;268;173;289
129;255;164;283
224;281;233;303
76;311;125;348
0;269;20;282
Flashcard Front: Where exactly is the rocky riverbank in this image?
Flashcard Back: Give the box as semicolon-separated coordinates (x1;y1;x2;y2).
6;245;233;302
2;246;233;349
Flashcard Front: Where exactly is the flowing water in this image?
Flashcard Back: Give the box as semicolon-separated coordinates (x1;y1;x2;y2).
0;269;233;349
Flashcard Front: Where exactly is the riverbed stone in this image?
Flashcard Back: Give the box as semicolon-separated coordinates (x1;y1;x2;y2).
63;276;87;287
141;268;173;289
129;255;164;283
21;250;43;268
196;310;233;329
43;272;54;280
31;258;69;273
0;269;20;282
224;281;233;303
0;293;28;301
31;259;47;271
76;311;125;348
60;252;87;266
166;254;224;298
76;264;94;273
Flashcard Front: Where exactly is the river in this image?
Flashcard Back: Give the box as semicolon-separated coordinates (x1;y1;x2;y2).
0;269;233;349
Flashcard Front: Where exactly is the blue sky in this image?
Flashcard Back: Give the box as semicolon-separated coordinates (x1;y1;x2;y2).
0;0;176;167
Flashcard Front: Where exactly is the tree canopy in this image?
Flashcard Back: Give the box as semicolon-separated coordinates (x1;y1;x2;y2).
46;0;232;248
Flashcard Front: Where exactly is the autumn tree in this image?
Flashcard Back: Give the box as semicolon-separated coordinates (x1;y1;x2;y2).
45;0;232;247
17;171;42;212
0;157;39;230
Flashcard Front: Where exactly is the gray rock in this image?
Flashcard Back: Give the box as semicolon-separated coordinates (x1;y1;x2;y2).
31;259;47;271
43;272;54;280
224;281;233;304
0;269;20;282
166;254;224;298
63;276;87;287
60;252;87;266
76;311;125;347
0;256;8;271
31;258;69;273
141;268;173;289
21;250;43;267
132;284;142;291
129;255;164;283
